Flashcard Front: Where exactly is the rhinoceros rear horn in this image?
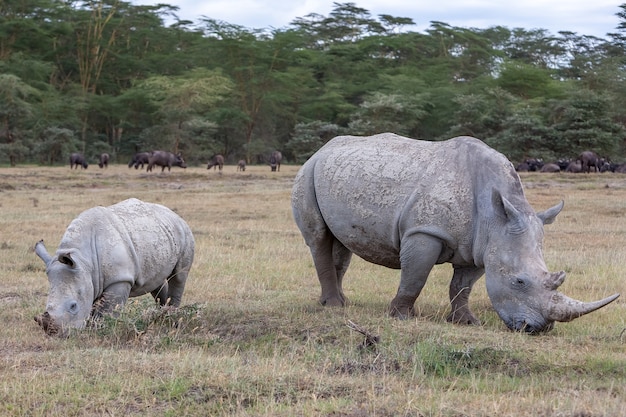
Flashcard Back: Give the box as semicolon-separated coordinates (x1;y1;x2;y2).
545;271;566;291
548;292;620;322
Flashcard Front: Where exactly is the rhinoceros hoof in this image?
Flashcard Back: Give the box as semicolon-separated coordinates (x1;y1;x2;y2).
446;311;481;326
320;296;345;307
389;305;415;320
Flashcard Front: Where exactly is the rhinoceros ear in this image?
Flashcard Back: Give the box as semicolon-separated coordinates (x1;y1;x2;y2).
536;200;564;225
491;189;527;234
58;252;76;267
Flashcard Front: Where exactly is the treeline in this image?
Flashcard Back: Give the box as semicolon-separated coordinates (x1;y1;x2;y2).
2;1;626;166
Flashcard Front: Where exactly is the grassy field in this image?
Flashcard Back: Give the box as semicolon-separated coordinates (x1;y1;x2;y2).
0;163;624;417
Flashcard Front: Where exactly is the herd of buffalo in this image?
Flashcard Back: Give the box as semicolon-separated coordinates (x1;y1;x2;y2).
71;148;622;174
516;150;626;173
69;150;283;172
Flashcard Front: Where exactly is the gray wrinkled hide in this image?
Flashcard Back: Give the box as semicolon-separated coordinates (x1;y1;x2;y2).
36;198;195;335
292;133;576;332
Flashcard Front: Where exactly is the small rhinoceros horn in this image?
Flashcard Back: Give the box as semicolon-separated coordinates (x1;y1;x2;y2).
34;312;59;336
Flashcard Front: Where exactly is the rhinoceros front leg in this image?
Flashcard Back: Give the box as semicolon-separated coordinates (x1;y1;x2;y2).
447;265;484;325
93;282;132;317
390;233;443;318
310;234;352;307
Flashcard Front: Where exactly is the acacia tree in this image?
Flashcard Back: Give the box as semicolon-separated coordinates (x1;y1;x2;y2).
133;68;232;158
487;107;556;162
348;92;429;136
199;20;312;162
3;0;626;164
64;0;123;147
0;0;67;61
446;87;517;140
549;90;624;157
0;74;39;165
285;121;342;163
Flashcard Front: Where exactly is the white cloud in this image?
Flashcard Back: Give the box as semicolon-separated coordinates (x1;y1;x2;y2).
133;0;623;38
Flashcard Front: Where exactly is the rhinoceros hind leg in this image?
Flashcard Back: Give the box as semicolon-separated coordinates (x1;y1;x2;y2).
151;282;169;306
312;235;351;307
331;238;352;305
160;258;193;307
446;266;484;325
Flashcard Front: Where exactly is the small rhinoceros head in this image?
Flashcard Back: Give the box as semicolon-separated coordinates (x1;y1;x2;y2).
35;240;95;336
483;190;619;333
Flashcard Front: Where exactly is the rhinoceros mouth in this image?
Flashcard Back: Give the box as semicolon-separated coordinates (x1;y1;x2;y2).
510;319;554;334
34;312;60;336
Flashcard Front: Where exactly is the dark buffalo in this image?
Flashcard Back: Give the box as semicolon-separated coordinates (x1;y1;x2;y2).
147;151;187;172
237;159;246;171
515;158;543;172
98;153;109;169
540;163;561;173
598;159;612;172
207;154;224;171
565;160;582;173
70;153;88;169
557;158;571;171
269;150;282;172
128;152;151;170
565;161;583;173
578;151;601;173
615;164;626;173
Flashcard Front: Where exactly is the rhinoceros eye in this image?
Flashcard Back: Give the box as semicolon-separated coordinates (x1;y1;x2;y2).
513;276;528;288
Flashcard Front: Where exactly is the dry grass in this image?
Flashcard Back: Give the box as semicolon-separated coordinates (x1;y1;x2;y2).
0;164;624;416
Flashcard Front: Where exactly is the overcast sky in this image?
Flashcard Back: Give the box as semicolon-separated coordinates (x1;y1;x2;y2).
132;0;623;38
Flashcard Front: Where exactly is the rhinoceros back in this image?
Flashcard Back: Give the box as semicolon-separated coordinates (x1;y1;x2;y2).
293;133;524;267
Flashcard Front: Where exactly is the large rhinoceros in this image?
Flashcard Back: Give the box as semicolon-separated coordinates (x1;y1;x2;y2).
291;133;619;333
34;198;195;336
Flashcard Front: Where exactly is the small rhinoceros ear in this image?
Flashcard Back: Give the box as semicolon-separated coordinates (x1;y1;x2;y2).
58;252;76;267
537;200;564;225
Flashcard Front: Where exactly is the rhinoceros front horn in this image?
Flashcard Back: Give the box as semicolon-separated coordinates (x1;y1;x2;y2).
548;292;620;322
34;311;60;336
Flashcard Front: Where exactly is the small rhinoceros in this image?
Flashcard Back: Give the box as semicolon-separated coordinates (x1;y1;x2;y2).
291;133;620;333
34;198;195;336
